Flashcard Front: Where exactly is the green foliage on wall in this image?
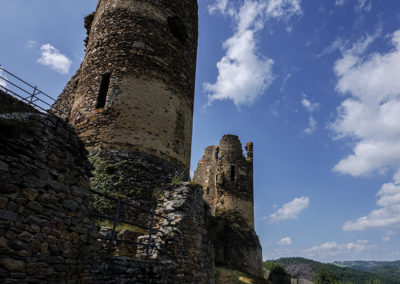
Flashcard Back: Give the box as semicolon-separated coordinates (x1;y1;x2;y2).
89;150;126;215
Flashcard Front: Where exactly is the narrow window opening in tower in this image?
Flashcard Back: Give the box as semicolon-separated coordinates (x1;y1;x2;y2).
168;16;187;42
215;174;218;185
230;165;235;182
96;73;111;109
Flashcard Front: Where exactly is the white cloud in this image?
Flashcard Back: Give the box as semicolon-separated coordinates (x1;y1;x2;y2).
382;236;391;242
331;29;400;231
356;0;372;13
265;0;302;19
332;30;400;177
303;116;317;135
343;178;400;230
335;0;346;7
301;94;319;112
317;37;348;58
301;94;319;134
27;40;38;49
0;69;7;88
208;0;235;16
280;73;292;92
37;44;72;75
278;237;292;245
205;0;302;107
305;240;372;259
270;196;310;222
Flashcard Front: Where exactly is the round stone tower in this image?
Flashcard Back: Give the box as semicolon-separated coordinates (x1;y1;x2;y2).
53;0;198;173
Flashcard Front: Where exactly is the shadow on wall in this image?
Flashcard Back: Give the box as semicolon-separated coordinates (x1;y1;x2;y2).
0;95;214;282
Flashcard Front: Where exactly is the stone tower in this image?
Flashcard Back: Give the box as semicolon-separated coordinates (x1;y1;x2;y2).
194;134;255;227
194;134;262;276
52;0;198;178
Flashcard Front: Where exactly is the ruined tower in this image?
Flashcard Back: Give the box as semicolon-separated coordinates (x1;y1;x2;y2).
194;134;262;276
52;0;198;180
194;134;255;227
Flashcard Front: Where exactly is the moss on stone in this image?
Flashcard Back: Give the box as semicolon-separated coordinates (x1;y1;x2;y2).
88;150;127;215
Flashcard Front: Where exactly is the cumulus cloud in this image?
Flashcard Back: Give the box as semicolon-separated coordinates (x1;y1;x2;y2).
305;240;372;259
270;196;310;222
278;237;292;245
332;30;400;177
205;0;302;107
37;44;72;75
343;177;400;230
331;29;400;230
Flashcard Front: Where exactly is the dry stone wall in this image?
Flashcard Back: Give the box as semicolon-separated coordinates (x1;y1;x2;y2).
0;107;215;283
0;112;99;283
0;90;38;114
149;183;215;283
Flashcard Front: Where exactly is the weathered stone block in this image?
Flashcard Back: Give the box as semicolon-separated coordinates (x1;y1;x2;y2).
26;201;43;212
0;197;8;209
0;258;25;272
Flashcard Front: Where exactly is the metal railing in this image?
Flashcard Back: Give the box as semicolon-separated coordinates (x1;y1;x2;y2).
0;65;64;115
89;188;170;257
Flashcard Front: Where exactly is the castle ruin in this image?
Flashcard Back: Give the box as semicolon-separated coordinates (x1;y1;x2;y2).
51;0;200;212
53;0;198;180
194;135;263;276
194;134;255;228
0;0;264;282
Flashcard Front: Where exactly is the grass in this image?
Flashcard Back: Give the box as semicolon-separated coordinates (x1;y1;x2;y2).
95;219;146;234
215;267;272;284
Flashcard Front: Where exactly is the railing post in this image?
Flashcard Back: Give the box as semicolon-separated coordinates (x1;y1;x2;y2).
109;197;121;253
146;208;156;257
30;86;37;104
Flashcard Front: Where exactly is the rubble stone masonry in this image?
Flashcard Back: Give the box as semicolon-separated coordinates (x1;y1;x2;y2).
52;0;198;172
194;135;263;277
0;107;214;283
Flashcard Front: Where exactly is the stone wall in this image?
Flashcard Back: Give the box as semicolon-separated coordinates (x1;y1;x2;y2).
0;112;99;283
88;148;189;212
194;134;263;277
92;257;176;283
151;183;215;283
0;112;215;283
207;212;262;277
0;90;38;114
50;68;81;122
194;135;254;228
52;0;199;170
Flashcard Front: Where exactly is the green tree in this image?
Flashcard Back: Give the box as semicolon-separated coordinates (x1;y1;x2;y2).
314;265;340;284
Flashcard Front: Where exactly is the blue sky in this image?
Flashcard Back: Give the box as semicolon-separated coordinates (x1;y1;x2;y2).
1;0;400;263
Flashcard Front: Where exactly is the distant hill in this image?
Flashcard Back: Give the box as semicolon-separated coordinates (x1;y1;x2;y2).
333;261;400;282
265;257;400;284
